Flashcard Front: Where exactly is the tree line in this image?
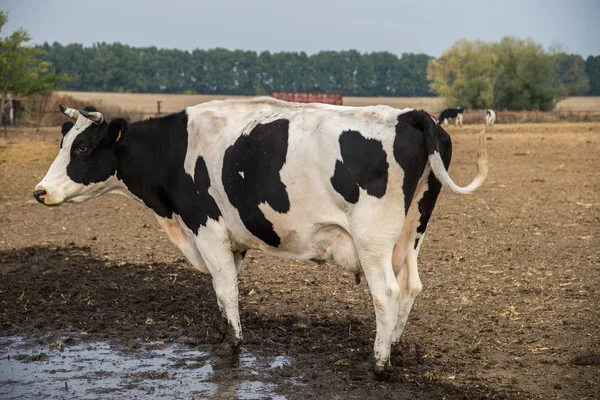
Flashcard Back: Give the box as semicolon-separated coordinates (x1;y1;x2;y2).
38;42;434;97
37;40;600;111
40;38;600;103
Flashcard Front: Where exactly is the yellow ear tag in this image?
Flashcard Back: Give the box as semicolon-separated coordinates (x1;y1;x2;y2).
116;130;122;143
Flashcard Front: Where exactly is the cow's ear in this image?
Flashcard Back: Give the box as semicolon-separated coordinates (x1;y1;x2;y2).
106;118;129;146
61;121;74;136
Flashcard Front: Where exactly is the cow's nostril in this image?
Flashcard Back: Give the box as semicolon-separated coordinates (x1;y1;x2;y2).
33;189;47;204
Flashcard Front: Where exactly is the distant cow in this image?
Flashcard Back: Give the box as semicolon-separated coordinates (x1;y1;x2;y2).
34;98;488;376
485;109;496;126
438;107;464;127
2;100;13;136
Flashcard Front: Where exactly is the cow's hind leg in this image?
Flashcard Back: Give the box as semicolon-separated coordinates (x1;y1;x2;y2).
390;170;432;345
352;201;404;377
195;221;243;351
392;128;452;346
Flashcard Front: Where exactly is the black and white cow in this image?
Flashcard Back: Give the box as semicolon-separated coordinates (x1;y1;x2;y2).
438;107;464;127
34;98;488;376
485;109;496;126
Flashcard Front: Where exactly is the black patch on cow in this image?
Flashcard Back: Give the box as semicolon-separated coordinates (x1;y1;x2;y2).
394;111;430;215
64;106;119;184
414;125;452;247
330;130;389;203
59;122;74;148
67;123;120;186
116;111;221;233
438;107;463;124
222;119;290;247
173;156;222;233
64;109;221;233
331;160;359;203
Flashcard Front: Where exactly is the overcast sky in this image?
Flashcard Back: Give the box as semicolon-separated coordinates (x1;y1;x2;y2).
2;0;599;57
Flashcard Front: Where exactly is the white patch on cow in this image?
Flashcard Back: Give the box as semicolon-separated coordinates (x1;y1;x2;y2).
455;113;463;126
238;171;244;179
486;109;496;126
64;116;93;146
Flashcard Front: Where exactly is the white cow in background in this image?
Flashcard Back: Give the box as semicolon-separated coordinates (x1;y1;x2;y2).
485;109;496;126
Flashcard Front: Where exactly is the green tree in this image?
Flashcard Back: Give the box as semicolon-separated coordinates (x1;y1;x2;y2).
493;37;563;111
0;12;68;118
428;37;566;111
427;39;496;108
585;55;600;95
396;53;434;96
369;51;402;96
41;41;440;96
553;53;589;95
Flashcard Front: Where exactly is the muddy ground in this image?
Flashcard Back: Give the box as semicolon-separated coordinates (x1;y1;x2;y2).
1;123;599;399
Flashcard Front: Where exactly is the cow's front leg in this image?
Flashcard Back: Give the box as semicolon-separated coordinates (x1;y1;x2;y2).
195;222;242;351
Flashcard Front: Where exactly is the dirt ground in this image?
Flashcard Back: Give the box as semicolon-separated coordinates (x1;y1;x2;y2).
1;122;599;399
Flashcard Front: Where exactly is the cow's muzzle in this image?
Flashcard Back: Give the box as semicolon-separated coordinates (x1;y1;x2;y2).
33;189;47;204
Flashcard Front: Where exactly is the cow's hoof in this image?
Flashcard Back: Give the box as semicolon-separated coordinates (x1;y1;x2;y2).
214;349;240;369
215;338;241;356
372;363;393;380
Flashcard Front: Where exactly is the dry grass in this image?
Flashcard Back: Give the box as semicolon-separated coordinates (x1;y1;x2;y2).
53;91;600;125
56;91;248;116
556;96;600;111
21;92;147;127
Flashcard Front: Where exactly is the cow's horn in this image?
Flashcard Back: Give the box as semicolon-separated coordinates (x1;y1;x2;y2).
59;104;80;120
79;109;104;125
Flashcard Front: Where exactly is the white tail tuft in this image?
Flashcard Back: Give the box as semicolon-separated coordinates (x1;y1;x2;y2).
429;129;488;195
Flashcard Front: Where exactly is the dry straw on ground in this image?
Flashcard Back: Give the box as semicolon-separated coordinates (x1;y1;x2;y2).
16;92;600;127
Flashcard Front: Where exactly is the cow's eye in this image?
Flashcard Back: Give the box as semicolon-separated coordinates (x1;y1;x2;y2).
75;145;89;155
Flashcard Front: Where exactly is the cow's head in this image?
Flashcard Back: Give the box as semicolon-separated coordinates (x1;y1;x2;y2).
33;105;128;206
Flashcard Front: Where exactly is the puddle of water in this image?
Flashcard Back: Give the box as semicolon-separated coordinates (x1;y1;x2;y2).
0;336;293;400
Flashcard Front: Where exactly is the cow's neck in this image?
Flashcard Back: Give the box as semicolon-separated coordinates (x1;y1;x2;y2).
115;110;190;219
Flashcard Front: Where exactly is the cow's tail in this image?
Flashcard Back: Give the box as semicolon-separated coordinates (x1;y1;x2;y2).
424;114;488;195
